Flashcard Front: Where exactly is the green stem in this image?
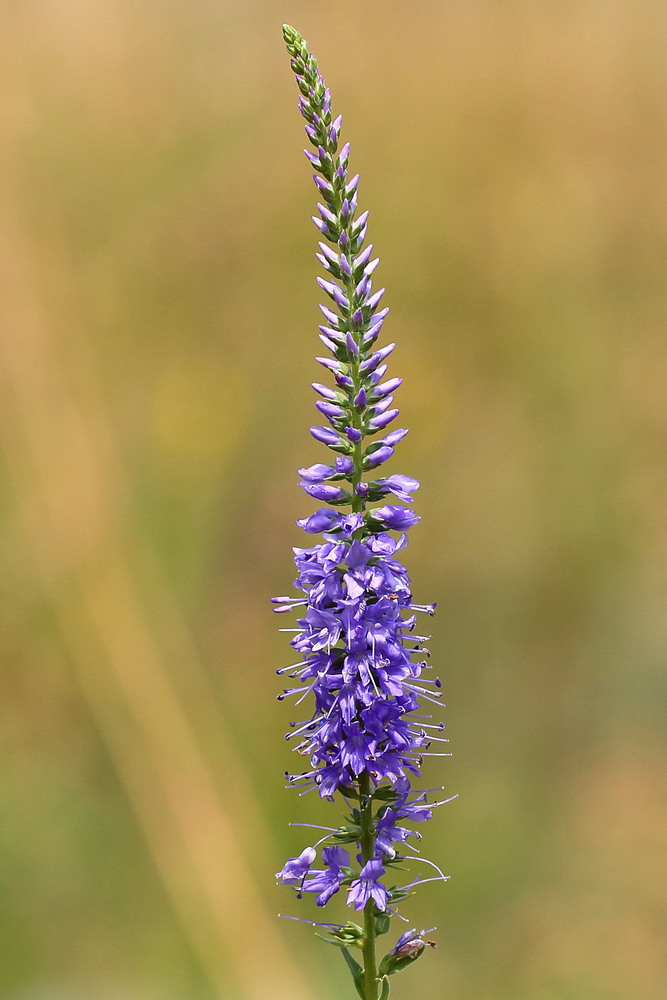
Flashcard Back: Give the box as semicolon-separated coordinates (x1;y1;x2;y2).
359;771;378;1000
341;195;377;999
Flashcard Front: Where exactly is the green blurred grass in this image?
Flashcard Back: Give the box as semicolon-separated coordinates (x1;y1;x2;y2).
1;1;666;998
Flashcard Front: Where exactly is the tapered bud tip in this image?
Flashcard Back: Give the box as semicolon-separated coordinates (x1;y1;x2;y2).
282;24;299;42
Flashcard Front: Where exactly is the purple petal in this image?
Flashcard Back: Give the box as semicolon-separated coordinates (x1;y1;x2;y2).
366;445;394;469
297;463;335;483
369;408;399;430
303;483;346;501
372;505;421;530
310;425;340;445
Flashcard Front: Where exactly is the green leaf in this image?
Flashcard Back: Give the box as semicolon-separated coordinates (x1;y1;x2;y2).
341;947;365;999
379;977;391;1000
374;912;391;937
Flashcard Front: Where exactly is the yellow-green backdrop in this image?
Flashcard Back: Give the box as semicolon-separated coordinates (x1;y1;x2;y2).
1;2;665;998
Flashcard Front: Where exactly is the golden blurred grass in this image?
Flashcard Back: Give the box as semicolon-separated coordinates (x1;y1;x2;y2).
1;1;666;998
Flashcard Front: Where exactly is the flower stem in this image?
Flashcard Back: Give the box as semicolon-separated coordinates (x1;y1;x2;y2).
359;771;378;1000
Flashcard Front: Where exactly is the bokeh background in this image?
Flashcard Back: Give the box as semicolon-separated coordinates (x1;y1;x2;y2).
1;1;666;998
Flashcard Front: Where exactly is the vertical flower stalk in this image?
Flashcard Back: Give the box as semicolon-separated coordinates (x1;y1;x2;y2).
274;25;452;1000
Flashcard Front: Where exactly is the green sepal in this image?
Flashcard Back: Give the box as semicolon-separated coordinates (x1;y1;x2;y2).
322;260;343;281
350;233;366;255
371;786;401;803
314;921;365;951
379;977;391;1000
378;944;427;978
326;439;353;455
374;911;391;937
360;423;382;437
363;483;394;501
327;491;354;506
382;883;414;906
363;441;389;457
340;947;365;999
331;824;362;845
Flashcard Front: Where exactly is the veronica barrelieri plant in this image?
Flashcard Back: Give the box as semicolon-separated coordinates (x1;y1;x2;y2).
273;25;453;1000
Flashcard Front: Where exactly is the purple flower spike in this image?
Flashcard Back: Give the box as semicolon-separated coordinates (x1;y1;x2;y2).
278;22;449;995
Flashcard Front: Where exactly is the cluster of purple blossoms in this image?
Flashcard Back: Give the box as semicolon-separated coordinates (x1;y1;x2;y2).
274;25;452;998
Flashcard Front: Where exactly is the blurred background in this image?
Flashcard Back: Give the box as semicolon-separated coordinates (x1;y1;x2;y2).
1;1;666;998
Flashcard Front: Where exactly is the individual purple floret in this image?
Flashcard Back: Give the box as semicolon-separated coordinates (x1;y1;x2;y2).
275;24;453;1000
348;859;390;912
